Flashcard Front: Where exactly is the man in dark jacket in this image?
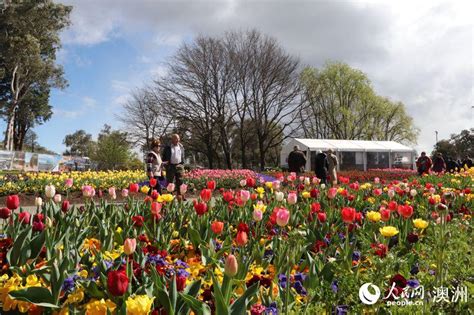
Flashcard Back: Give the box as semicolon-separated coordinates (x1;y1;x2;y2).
287;145;307;174
162;134;185;197
314;150;329;184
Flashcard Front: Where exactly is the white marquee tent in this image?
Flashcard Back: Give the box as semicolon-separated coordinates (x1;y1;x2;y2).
281;138;416;171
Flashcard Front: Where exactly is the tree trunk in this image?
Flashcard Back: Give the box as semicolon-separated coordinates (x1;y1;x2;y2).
258;135;266;171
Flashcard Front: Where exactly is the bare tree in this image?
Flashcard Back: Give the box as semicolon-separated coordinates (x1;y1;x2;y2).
155;36;236;168
117;87;173;151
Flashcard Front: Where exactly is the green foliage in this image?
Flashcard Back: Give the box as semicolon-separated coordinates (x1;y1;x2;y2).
63;130;94;156
433;128;474;159
0;0;71;149
91;125;134;170
299;62;419;144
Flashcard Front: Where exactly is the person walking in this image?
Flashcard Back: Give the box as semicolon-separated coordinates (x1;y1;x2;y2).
431;153;446;173
287;145;307;174
146;139;163;193
314;150;329;184
327;149;338;186
162;134;185;198
416;152;432;176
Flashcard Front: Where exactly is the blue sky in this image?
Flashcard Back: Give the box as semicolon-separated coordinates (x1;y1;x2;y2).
5;0;472;154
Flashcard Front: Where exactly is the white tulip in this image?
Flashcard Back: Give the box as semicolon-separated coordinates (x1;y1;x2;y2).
410;189;417;197
35;197;43;207
53;194;62;203
275;191;284;202
45;185;56;198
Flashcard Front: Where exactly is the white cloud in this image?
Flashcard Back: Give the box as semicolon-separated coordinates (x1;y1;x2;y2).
53;96;98;119
60;0;473;153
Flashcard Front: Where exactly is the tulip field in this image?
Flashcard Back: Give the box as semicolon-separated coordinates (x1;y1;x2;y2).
0;168;473;314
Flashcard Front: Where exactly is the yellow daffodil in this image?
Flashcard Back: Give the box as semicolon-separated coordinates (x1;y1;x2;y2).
253;201;267;213
67;288;85;304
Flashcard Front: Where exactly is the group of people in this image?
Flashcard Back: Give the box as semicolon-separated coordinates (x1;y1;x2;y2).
287;145;339;185
416;151;473;175
146;134;185;197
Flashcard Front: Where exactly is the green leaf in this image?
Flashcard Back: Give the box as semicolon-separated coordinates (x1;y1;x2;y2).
212;274;229;315
170;274;178;312
229;282;259;315
156;288;173;315
8;226;31;266
180;293;211;315
9;287;58;308
177;279;202;314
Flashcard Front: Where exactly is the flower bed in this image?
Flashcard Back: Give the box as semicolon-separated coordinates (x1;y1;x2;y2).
183;169;258;191
0;169;472;313
0;171;148;196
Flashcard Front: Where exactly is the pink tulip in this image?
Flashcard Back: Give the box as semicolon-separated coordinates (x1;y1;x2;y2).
121;189;129;198
374;177;380;184
240;179;247;187
82;185;94;198
124;238;137;255
253;209;263;222
167;183;176;193
64;178;73;188
373;189;383;196
287;192;297;205
272;180;281;190
180;184;188;195
276;208;290;227
240;190;250;202
328;187;338;199
108;187;117;200
224;254;238;277
53;194;62;203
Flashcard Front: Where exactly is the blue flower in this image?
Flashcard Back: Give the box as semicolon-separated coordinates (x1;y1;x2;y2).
175;259;189;268
331;280;339;293
264;249;274;259
294;272;306;283
176;268;190;278
335;305;348;315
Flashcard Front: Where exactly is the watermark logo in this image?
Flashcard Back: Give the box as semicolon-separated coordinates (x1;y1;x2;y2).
359;283;381;305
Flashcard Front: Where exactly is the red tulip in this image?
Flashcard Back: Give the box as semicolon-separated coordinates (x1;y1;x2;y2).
380;209;391;222
222;191;234;203
177;275;187;292
18;212;31;224
32;221;45;232
388;201;398;211
355;212;362;222
310;188;319;198
341;207;356;224
6;195;19;210
149;178;157;187
207;180;216;190
151;190;159;200
0;207;12;219
200;189;212;202
250;193;258;201
107;270;129;296
61;200;70;213
397;205;413;219
151;202;162;220
211;221;224;234
246;177;256;188
311;202;321;213
132;215;144;227
235;231;248;246
328;188;338;199
194;202;208;216
129;183;139;193
317;212;327;223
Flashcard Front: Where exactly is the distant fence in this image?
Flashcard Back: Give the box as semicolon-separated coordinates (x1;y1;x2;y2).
0;150;62;172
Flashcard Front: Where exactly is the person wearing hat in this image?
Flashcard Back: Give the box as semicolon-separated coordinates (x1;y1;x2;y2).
287;145;307;174
314;150;329;184
327;149;338;185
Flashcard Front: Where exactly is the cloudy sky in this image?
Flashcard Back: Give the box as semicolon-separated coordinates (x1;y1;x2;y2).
17;0;474;154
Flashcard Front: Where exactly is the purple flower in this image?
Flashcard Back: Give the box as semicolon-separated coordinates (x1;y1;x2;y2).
294;272;306;283
278;274;287;289
176;268;190;278
335;305;348;315
265;302;278;315
352;251;361;261
407;279;420;288
410;264;419;275
175;260;189;268
62;277;75;293
331;280;339;293
293;281;307;295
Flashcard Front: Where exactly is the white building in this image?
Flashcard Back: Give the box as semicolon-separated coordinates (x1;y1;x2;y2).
281;138;416;171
